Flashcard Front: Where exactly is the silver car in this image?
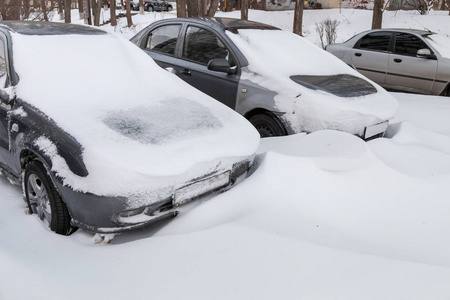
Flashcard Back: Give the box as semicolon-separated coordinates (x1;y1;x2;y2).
326;29;450;96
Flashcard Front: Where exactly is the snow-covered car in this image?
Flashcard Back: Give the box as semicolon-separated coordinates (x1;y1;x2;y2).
130;18;399;140
326;29;450;96
0;21;259;236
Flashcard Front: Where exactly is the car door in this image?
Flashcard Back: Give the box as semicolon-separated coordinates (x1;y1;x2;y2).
0;33;15;174
351;31;392;85
386;32;438;94
142;23;182;71
173;25;240;109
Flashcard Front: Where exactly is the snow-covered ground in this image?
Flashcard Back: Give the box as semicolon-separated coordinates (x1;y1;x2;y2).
1;8;450;300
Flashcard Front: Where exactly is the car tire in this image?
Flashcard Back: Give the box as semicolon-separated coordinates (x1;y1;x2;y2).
24;160;75;235
167;5;173;11
147;5;153;11
249;113;287;138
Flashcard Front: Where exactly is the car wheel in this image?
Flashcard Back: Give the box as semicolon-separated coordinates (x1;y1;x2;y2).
249;113;286;138
24;160;75;235
147;5;153;11
167;5;173;11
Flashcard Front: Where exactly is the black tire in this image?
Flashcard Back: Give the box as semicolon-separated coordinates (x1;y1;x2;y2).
147;5;153;11
167;5;173;11
24;160;75;235
249;113;287;138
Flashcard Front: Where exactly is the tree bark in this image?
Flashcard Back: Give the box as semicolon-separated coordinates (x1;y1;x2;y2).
84;0;92;24
64;0;71;23
139;0;144;13
372;0;383;29
293;0;303;36
126;0;133;27
78;0;84;19
186;0;199;16
41;0;49;21
59;0;64;19
110;0;117;25
240;0;248;20
206;0;219;16
177;0;187;17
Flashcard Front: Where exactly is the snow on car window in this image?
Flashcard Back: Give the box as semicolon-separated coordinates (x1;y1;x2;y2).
425;34;450;59
103;98;222;145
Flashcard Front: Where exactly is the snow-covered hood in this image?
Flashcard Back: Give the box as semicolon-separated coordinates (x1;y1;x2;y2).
11;32;259;195
227;29;399;122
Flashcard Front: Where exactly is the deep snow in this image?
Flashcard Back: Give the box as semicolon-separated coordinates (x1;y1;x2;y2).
1;8;450;300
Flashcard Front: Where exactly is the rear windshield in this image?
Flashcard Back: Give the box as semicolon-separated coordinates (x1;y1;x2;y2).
290;74;377;97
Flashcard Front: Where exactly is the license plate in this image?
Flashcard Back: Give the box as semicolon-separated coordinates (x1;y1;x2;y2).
364;121;388;139
173;171;230;206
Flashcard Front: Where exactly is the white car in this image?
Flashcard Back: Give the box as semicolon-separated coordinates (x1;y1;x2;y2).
0;21;259;236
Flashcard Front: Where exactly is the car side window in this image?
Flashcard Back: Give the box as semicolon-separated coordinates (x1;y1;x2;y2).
146;25;181;56
358;32;391;52
182;26;231;66
0;38;7;88
394;33;430;56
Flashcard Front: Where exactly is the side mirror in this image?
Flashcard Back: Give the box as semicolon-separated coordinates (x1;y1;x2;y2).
0;87;15;103
417;48;437;59
207;58;234;74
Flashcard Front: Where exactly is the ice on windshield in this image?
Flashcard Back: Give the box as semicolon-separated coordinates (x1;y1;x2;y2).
103;98;222;145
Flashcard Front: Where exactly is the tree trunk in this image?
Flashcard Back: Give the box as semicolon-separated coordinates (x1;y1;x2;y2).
84;0;92;24
139;0;144;13
372;0;383;29
64;0;71;22
177;0;187;17
206;0;219;16
59;0;64;19
92;0;102;25
240;0;248;20
78;0;84;19
126;0;133;27
293;0;303;36
110;0;117;25
186;0;199;16
198;0;206;16
41;0;49;21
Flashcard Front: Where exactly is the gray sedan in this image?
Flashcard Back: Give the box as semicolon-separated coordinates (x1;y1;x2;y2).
326;29;450;96
131;18;398;140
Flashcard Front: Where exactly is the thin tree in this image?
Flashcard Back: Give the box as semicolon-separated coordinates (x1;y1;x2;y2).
84;0;92;24
111;0;117;26
64;0;71;23
139;0;144;13
41;0;49;21
293;0;304;36
372;0;383;29
78;0;84;20
177;0;187;17
126;0;133;27
241;0;249;20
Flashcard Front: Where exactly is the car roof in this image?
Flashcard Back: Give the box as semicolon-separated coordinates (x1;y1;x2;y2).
0;21;106;36
363;28;435;36
164;17;280;33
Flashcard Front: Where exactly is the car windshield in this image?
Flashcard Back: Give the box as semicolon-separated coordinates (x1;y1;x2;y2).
290;74;377;97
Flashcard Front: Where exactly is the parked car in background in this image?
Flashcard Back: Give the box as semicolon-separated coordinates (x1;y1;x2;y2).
131;18;398;140
0;21;258;237
326;29;450;96
127;0;173;11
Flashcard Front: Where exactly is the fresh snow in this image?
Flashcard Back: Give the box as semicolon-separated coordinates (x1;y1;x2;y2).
1;8;450;300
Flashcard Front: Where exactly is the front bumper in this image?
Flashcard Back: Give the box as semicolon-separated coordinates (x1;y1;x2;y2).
54;159;252;234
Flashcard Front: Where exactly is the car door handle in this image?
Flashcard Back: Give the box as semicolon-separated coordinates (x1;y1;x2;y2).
394;58;402;63
180;69;191;77
354;53;362;57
